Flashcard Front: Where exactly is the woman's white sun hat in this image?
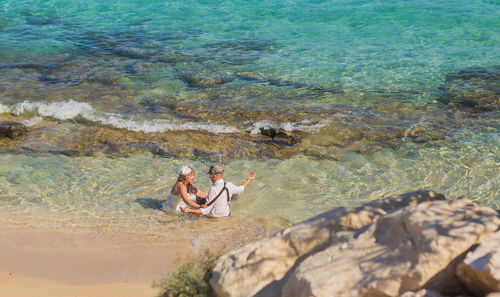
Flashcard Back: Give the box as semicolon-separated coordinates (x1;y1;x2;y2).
180;165;192;176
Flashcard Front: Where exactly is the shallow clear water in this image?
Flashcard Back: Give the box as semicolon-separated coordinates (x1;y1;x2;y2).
0;136;498;233
0;0;498;237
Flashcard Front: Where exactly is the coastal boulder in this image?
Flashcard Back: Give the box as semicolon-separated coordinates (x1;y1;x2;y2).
0;121;28;139
281;198;500;297
210;190;445;297
457;231;500;296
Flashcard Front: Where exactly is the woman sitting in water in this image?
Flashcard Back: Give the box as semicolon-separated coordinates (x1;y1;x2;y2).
164;165;207;213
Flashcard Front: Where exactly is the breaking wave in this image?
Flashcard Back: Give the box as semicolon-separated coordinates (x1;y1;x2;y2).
1;100;239;134
1;100;332;135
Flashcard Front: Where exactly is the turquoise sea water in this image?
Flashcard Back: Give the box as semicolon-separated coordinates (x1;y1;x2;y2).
0;0;499;239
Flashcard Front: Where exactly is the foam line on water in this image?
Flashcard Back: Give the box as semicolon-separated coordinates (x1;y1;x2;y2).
249;119;330;134
2;100;332;134
2;100;239;134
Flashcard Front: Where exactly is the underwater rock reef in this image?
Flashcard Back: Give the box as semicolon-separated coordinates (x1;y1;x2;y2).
0;55;498;161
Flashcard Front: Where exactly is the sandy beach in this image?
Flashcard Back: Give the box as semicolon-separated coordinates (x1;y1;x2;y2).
0;223;188;297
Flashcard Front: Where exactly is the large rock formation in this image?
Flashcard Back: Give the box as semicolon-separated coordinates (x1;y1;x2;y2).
281;198;497;297
210;190;446;297
210;191;500;297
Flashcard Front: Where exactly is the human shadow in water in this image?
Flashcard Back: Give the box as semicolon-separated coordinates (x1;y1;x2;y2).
134;198;167;213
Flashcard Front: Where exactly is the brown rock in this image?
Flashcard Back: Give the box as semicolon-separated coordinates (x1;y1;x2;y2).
0;121;28;139
259;127;302;145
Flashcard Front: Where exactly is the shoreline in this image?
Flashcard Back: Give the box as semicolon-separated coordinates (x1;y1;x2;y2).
0;223;189;297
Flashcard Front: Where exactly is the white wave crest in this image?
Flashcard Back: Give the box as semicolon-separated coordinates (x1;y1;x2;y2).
13;100;94;120
249;120;275;135
6;100;238;134
0;103;11;114
249;119;329;134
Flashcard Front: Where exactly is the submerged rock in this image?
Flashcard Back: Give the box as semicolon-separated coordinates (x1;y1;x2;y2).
210;191;500;297
21;9;61;25
203;39;280;65
259;127;302;146
438;65;500;110
178;71;235;89
38;75;82;85
235;72;342;95
0;122;28;139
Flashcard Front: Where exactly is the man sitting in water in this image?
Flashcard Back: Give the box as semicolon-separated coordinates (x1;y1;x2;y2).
180;165;255;218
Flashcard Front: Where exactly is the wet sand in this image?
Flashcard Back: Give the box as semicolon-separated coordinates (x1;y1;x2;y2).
0;223;189;297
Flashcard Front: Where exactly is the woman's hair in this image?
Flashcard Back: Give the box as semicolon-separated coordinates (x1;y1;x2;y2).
172;165;198;195
177;165;195;185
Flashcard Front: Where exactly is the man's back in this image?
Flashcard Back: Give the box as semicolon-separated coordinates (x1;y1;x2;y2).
201;179;244;218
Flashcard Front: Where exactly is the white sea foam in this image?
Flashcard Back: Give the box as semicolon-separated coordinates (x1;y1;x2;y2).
6;100;239;134
13;100;94;120
249;120;274;134
87;112;239;134
0;103;11;114
249;119;329;134
22;116;43;127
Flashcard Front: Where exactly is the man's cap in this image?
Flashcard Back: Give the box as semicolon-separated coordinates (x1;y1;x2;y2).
207;165;224;175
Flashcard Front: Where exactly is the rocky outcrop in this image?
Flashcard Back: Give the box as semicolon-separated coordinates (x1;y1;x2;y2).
210;190;446;297
281;198;498;297
0;121;28;139
457;231;500;296
210;191;500;297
